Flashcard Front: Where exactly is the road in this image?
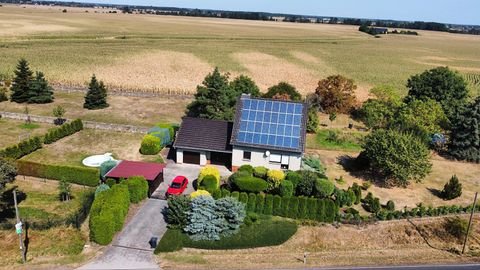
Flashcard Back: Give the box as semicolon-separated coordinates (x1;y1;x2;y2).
299;264;480;270
78;199;167;270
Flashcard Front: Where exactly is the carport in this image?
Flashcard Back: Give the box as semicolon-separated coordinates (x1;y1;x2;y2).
105;160;166;196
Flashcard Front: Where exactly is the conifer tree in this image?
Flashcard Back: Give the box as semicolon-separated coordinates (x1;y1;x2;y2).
84;74;109;110
10;58;33;103
449;97;480;163
28;71;54;103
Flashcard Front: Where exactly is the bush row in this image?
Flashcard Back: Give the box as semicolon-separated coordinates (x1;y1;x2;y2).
44;119;83;144
376;204;480;221
125;176;149;203
215;189;338;223
89;183;130;245
0;136;42;160
16;160;99;187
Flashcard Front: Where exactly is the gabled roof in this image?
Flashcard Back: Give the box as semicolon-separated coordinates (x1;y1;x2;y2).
105;160;165;181
173;117;233;153
230;95;308;153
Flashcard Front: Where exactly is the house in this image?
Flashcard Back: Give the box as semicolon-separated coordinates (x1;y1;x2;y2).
105;160;166;196
174;94;307;171
371;27;388;35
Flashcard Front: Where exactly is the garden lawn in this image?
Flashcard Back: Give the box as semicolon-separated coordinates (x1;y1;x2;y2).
0;118;54;149
306;129;364;152
155;215;297;253
20;128;162;167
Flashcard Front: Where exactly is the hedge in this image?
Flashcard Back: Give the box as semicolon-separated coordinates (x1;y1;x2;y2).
272;195;282;216
255;194;265;214
126;176;149;203
0;136;42;160
233;175;268;193
16;160;99;186
253;166;268;179
238;164;254;175
247;193;257;212
264;194;273;215
43;119;83;144
200;175;219;193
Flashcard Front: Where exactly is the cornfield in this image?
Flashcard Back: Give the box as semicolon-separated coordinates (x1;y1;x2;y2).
463;73;480;96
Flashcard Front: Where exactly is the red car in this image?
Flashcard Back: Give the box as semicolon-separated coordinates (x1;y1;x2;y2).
166;176;189;196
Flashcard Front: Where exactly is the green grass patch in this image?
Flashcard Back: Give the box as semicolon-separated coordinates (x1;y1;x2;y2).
155;216;297;253
19;123;40;130
307;129;364;152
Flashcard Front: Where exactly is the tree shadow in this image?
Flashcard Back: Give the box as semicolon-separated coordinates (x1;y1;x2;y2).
337;155;393;188
0;187;27;222
24;221;30;257
427;188;443;199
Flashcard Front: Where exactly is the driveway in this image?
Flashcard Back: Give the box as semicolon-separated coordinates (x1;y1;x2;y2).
78;199;167;270
151;162;232;199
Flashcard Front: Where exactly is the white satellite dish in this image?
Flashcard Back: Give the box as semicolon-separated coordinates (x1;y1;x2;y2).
265;151;270;157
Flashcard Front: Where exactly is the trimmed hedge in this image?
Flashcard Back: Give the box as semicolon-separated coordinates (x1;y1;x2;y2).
255;193;265;214
126;176;149;203
233;175;268;193
43;119;83;144
0;136;42;160
253;166;268;178
200;175;219;193
247;193;257;212
264;194;273;215
16;160;99;186
238;164;254;175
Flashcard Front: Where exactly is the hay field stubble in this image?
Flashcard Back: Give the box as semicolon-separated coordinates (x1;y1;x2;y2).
1;5;480;96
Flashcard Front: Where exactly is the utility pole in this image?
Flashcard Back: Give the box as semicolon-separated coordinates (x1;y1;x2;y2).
13;189;26;263
462;192;478;254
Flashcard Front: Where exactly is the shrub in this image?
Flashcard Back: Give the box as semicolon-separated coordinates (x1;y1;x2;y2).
198;165;220;185
314;179;335;198
239;192;248;204
16;160;99;186
100;160;118;180
89;212;115;245
221;189;231;198
233;175;268;193
324;199;337;222
126;176;148;203
307;198;318;220
272;195;282;216
253;166;268;179
445;217;468;239
105;178;116;187
297;197;308;219
255;194;265;214
287;197;299;219
279;180;294;197
346;188;356;206
95;184;110;197
361;181;372;190
212;189;222;199
200;175;220;193
441;175;462;200
0;87;8;102
352;183;362;204
155;229;184;253
266;169;285;190
247;193;257;212
0;136;42;160
231;191;240;201
264;194;274;215
238;164;254;175
154;123;175;143
43;119;83;144
285;171;302;188
302;156;326;175
296;170;317;196
386;200;395;211
280;196;290;217
139;134;161;155
166;195;191;229
190;190;211;199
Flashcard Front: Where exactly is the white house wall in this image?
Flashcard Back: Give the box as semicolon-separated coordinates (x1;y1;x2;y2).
232;146;302;171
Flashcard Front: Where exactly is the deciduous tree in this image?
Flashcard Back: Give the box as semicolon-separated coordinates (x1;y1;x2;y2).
230;75;260;97
314;75;358;114
263;82;302;101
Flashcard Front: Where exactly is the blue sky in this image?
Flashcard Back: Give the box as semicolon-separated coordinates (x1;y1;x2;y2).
58;0;480;25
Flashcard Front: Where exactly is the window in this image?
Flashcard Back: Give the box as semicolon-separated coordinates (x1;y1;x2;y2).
269;154;281;163
243;151;252;161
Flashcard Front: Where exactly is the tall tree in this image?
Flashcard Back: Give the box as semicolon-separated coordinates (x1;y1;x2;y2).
27;71;54;104
84;74;109;110
406;67;469;120
230;75;260;97
263;82;302;101
448;97;480;163
314;75;358;114
186;67;236;120
0;159;17;212
10;58;33;103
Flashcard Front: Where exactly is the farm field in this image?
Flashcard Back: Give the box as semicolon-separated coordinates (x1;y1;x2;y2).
159;216;480;269
0;4;479;98
0;119;53;149
20;128;162;167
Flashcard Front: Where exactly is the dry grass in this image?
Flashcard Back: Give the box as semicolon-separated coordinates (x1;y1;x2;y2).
1;4;479;96
0;119;53;148
158;216;480;269
308;149;480;208
21;129;158;167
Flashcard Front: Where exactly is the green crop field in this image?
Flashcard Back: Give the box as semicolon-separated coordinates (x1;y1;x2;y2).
1;4;479;98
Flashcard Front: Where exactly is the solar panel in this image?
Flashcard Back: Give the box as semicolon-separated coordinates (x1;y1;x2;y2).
237;98;304;149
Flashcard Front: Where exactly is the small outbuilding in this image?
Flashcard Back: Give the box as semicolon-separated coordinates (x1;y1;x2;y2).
105;160;166;196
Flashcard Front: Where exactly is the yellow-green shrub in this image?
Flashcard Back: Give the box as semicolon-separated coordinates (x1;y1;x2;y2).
190;190;211;198
267;169;285;190
198;165;220;184
139;134;161;155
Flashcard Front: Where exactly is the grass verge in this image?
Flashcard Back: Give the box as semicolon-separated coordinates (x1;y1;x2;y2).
306;129;364;152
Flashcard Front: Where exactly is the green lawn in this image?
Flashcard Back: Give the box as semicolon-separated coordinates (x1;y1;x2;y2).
155;215;297;253
306;129;365;152
0;118;53;149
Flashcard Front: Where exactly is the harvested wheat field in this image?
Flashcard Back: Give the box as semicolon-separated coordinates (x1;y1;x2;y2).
1;4;479;96
158;216;480;269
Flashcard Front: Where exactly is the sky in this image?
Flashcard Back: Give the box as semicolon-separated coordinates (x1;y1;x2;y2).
57;0;480;25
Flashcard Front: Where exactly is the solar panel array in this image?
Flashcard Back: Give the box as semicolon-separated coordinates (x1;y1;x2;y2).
236;98;304;149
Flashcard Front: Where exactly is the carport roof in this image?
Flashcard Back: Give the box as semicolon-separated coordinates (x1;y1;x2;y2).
105;160;166;181
174;117;233;153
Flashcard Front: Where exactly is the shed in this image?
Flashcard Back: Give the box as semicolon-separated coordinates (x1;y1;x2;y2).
105;160;166;196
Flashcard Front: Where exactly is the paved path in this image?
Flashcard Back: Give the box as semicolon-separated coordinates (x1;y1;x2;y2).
78;199;167;270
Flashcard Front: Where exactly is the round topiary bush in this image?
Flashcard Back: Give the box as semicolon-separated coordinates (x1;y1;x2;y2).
238;164;254;175
201;175;220;193
233;176;268;193
285;171;302;188
198;165;220;185
139;134;161;155
315;179;335;198
253;166;268;179
386;200;395;211
190;190;211;199
279;180;294;197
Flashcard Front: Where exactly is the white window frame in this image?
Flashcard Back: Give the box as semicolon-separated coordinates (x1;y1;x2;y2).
269;154;282;163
